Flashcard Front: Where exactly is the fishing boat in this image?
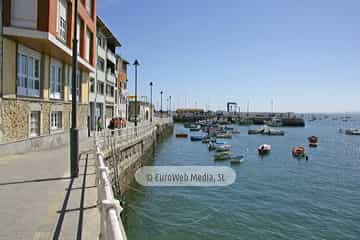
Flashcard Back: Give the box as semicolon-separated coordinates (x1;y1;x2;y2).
308;136;318;147
258;144;271;155
345;129;360;135
263;126;285;136
184;123;192;128
214;151;232;161
215;144;232;152
230;155;245;164
208;141;226;151
224;126;234;131
201;137;212;143
175;133;188;138
190;136;203;141
248;129;263;135
216;132;232;139
189;125;201;131
292;146;306;158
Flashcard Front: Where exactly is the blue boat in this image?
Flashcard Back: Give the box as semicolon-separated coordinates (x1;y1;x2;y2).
190;136;203;141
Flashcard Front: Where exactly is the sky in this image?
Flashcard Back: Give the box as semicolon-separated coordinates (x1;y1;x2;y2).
98;0;360;113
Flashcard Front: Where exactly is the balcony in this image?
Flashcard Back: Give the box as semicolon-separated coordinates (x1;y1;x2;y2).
107;50;116;64
106;70;116;84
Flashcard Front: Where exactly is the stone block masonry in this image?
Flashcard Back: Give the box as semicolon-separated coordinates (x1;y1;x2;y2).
105;122;174;197
0;98;89;155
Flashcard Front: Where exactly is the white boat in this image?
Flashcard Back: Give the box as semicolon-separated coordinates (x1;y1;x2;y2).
258;144;271;154
216;132;232;139
345;129;360;135
216;144;232;152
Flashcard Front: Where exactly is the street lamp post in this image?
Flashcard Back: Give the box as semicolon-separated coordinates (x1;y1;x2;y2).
133;60;139;127
150;82;153;122
169;95;172;116
160;91;163;114
70;0;79;178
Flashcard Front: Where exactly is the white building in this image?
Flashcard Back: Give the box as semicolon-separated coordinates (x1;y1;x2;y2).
89;17;121;130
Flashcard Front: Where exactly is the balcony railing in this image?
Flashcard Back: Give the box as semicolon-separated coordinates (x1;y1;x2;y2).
107;71;116;83
107;50;116;63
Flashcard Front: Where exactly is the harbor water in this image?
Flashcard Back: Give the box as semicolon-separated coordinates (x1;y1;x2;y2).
124;114;360;240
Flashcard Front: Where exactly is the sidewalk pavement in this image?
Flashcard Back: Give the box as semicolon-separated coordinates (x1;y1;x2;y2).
0;137;100;240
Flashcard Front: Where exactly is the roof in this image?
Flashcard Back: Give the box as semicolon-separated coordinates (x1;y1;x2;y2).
116;54;129;65
97;16;121;47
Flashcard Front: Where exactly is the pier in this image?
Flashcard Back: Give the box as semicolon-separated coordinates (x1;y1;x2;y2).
173;110;305;127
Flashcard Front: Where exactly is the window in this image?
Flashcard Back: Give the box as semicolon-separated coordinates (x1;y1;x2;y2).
77;16;82;53
17;45;41;97
85;29;92;61
86;0;93;16
68;66;81;101
90;78;95;93
51;111;62;130
57;0;68;42
30;111;40;137
97;57;105;71
97;82;104;95
106;84;114;97
97;33;105;49
50;58;63;99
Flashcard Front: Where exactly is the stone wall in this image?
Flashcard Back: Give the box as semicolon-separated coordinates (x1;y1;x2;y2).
106;123;174;197
0;98;88;143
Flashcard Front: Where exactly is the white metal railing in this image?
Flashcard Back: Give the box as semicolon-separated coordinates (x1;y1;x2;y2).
96;117;173;152
95;145;127;240
93;117;172;240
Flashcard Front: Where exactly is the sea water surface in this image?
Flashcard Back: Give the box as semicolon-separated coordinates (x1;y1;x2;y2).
124;114;360;240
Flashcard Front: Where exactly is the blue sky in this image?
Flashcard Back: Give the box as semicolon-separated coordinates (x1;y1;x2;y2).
98;0;360;113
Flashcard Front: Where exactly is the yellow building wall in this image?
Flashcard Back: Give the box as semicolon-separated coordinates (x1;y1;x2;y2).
64;64;69;102
2;38;16;98
42;55;50;100
81;71;89;104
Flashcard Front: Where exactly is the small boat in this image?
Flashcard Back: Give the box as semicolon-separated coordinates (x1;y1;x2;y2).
308;136;318;143
190;136;203;141
175;133;188;138
230;155;245;164
345;129;360;135
184;123;192;128
224;126;234;131
292;146;306;158
308;136;318;147
232;130;241;134
258;144;271;155
190;126;201;132
248;129;262;135
201;137;212;143
208;142;224;151
216;132;232;139
214;151;232;161
215;144;232;152
263;127;285;136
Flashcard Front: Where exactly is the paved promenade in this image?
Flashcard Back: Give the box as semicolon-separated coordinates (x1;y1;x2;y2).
0;137;99;240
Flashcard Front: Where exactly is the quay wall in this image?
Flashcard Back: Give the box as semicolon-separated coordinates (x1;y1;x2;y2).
103;122;174;196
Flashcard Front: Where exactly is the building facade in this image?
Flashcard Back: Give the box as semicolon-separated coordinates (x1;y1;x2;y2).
0;0;4;141
128;100;152;123
89;17;120;130
115;55;129;120
0;0;96;146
